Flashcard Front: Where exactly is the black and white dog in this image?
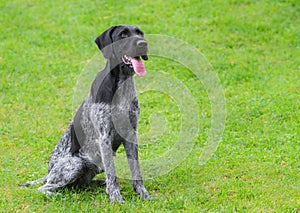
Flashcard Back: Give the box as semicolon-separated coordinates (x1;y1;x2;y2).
20;25;151;203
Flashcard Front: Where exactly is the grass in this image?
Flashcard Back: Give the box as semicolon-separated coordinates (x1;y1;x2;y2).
1;0;299;212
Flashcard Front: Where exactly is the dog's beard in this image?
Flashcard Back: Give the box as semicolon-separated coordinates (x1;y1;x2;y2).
119;62;135;76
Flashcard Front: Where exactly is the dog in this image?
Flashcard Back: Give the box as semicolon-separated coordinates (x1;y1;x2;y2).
20;25;151;203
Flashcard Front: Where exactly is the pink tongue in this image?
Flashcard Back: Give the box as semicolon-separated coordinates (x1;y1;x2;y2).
131;57;146;77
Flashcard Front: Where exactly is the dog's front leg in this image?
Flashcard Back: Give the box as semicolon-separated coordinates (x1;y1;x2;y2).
91;103;124;203
99;136;125;203
123;137;151;200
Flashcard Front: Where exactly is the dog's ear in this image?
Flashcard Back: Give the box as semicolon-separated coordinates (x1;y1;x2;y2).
95;26;118;59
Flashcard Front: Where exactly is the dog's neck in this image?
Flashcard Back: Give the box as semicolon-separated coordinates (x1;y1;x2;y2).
109;61;136;108
108;60;137;101
90;60;136;104
106;59;133;83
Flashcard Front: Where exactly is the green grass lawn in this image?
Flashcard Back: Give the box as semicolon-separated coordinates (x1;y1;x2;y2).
1;0;299;212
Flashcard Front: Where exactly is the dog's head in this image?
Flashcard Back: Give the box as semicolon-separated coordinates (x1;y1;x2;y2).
95;25;148;77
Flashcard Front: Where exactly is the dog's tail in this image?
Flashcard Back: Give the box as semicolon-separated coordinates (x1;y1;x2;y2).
18;177;45;187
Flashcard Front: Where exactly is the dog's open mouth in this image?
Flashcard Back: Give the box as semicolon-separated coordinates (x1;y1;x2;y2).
122;55;148;77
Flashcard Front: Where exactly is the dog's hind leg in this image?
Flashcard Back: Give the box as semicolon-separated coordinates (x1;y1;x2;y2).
38;155;92;195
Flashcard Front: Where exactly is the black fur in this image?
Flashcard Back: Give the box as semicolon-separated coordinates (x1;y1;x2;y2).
20;26;151;203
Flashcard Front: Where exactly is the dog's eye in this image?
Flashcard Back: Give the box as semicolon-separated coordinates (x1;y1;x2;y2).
121;32;128;38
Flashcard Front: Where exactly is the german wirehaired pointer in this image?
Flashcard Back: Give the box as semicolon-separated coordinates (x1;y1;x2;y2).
20;25;151;203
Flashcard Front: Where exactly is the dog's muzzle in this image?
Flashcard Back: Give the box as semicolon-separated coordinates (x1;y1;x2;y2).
121;38;148;77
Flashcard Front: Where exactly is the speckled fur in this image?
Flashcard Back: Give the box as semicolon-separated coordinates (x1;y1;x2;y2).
20;26;151;203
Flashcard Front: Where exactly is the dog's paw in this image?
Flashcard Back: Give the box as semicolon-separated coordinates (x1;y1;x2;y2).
109;191;125;204
39;188;57;197
134;184;153;200
141;192;152;200
144;194;158;200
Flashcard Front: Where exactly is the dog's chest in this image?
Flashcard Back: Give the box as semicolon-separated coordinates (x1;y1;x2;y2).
112;78;137;112
111;95;138;122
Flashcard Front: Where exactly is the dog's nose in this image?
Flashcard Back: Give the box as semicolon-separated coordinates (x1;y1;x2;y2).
137;40;147;48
